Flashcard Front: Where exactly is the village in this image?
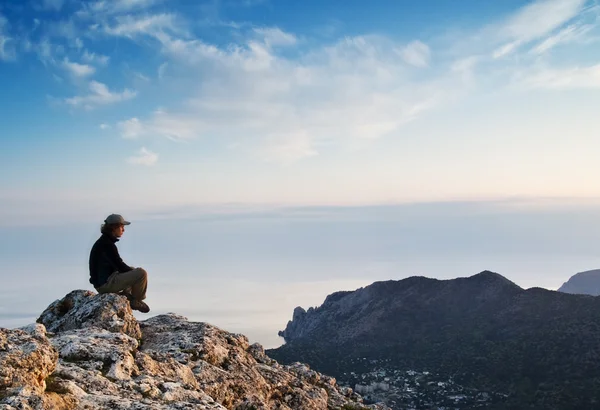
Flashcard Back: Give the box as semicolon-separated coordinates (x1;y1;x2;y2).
340;358;508;409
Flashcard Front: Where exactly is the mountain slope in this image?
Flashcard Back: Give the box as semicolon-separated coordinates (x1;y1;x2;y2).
267;271;600;409
558;268;600;296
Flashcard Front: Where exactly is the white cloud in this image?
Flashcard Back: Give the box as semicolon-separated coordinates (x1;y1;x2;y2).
123;33;451;162
501;0;587;41
103;13;180;38
261;131;318;164
491;0;588;57
82;50;110;65
397;40;431;67
158;62;168;78
0;35;12;61
450;55;481;84
118;117;143;138
90;0;163;14
133;72;150;82
0;14;15;61
141;110;205;141
62;58;95;77
492;41;522;59
253;27;297;47
520;64;600;88
530;22;593;54
65;81;136;109
45;0;599;164
100;123;110;129
42;0;65;11
30;37;73;67
127;147;158;166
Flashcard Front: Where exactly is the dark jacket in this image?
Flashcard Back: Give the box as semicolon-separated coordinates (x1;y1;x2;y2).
89;234;133;288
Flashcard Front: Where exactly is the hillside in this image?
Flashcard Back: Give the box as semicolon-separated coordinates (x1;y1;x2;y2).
0;290;388;410
267;271;600;409
558;268;600;296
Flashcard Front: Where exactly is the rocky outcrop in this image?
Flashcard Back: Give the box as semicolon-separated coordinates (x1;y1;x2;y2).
0;290;388;410
558;269;600;296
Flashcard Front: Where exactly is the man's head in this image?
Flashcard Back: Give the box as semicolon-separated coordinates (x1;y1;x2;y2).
101;214;131;238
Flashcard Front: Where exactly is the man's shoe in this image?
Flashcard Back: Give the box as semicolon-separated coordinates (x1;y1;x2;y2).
118;291;133;301
130;299;150;313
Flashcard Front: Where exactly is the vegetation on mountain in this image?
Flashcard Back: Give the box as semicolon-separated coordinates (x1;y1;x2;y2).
267;271;600;409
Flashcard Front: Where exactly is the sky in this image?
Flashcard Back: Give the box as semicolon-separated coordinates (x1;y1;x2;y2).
1;0;600;221
1;0;600;347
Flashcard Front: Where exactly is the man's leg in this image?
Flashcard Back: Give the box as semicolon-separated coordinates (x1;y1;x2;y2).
96;268;148;302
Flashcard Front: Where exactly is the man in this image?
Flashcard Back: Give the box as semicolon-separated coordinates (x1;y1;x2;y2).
89;214;150;313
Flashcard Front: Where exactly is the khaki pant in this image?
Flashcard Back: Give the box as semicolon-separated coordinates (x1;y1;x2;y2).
96;268;148;301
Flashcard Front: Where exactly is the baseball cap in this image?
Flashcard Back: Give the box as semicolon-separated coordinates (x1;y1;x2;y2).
104;214;131;225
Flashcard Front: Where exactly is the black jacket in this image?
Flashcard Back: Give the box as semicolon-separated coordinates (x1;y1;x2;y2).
89;234;133;288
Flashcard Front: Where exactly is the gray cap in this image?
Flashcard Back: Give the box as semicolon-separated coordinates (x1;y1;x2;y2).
104;214;131;225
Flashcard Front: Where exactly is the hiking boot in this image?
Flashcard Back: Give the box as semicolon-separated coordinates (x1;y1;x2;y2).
118;291;133;301
130;299;150;313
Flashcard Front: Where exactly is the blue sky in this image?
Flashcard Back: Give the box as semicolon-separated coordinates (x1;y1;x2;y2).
1;0;600;225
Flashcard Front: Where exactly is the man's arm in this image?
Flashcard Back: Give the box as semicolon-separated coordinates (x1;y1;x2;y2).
107;243;134;273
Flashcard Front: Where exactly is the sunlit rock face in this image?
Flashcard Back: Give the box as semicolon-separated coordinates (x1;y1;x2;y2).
0;289;388;410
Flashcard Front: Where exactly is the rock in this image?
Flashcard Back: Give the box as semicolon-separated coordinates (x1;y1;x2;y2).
0;326;57;393
36;290;141;340
0;325;65;409
1;289;388;410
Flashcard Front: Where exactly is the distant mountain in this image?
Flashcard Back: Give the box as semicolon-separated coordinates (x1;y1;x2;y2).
558;268;600;296
266;271;600;409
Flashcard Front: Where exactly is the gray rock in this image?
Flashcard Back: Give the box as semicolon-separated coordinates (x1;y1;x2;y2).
36;290;141;340
1;289;387;410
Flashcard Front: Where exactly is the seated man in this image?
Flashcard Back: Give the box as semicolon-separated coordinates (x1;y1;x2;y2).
89;214;150;313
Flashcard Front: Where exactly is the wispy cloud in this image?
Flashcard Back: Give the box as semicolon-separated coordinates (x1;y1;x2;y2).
520;64;600;88
90;0;164;14
492;0;588;57
62;58;95;77
41;0;66;11
65;80;136;109
0;14;15;61
0;35;12;61
157;62;168;78
253;27;297;47
110;31;450;162
530;22;594;54
103;13;181;38
119;110;205;141
127;147;158;166
397;40;431;67
18;0;600;164
118;117;143;138
99;123;110;129
82;50;110;65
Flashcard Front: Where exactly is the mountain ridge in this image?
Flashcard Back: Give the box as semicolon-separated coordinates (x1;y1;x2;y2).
558;268;600;296
278;270;522;344
268;270;600;409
